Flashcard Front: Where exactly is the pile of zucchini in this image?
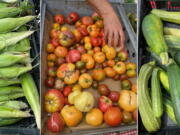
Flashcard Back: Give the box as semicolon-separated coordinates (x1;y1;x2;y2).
0;0;40;129
139;9;180;132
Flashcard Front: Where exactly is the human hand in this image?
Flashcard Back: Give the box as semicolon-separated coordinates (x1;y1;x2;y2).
102;11;125;50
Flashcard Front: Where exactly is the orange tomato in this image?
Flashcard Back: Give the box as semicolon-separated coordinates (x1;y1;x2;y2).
126;62;136;70
93;52;105;63
54;46;68;58
95;20;104;28
131;84;137;93
126;69;136;78
47;43;55;53
118;90;137;112
87;50;94;56
61;105;83;127
113;62;126;74
93;47;101;53
78;73;93;88
47;61;55;67
92;69;106;81
84;36;91;43
86;108;103;126
47;54;57;61
106;60;115;67
104;67;116;78
64;70;80;85
87;24;100;37
102;45;116;60
57;63;79;85
53;23;60;30
61;26;69;32
72;29;82;43
75;20;82;28
81;54;95;69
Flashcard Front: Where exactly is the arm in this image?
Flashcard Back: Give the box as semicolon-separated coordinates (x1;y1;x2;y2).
87;0;125;49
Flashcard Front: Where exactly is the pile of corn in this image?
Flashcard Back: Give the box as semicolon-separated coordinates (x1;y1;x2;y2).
0;0;40;129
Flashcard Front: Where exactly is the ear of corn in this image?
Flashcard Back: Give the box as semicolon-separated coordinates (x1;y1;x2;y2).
0;92;24;101
0;65;32;78
0;106;31;118
0;78;20;87
20;73;40;129
0;0;18;3
0;100;28;110
0;118;22;126
0;7;22;19
0;52;29;67
0;16;35;33
4;26;31;52
0;86;22;95
0;31;34;50
0;2;8;8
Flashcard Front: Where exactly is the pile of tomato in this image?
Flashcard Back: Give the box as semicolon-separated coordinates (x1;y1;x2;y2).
44;12;137;133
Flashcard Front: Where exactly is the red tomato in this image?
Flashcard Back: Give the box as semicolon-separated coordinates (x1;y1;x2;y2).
47;113;65;133
54;14;65;25
51;38;60;47
91;37;102;47
77;27;88;37
81;16;93;26
45;77;55;88
98;96;113;112
66;12;79;24
63;86;72;97
104;107;122;126
108;91;120;102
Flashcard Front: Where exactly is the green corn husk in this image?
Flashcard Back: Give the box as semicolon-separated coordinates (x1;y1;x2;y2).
4;26;31;52
0;118;22;126
0;0;18;3
20;73;40;129
0;86;22;95
0;100;28;110
0;7;22;19
4;38;31;52
0;31;34;51
0;78;20;87
0;52;29;67
0;16;35;33
0;92;24;101
0;2;8;8
0;106;31;118
0;65;32;78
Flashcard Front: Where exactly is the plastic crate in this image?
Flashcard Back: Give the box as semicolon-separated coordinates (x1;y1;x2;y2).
41;0;137;135
138;0;180;134
0;0;40;134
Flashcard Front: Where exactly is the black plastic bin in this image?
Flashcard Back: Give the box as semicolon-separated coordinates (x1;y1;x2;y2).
138;0;180;134
0;0;40;134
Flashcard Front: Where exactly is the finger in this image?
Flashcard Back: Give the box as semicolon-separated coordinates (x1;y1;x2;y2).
119;31;125;50
108;31;113;46
113;31;119;47
104;28;109;44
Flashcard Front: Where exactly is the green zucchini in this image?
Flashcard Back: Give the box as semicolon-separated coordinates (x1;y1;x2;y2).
151;9;180;24
164;27;180;37
142;14;169;65
139;62;161;132
165;35;180;50
163;97;177;123
151;67;163;118
167;60;180;125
